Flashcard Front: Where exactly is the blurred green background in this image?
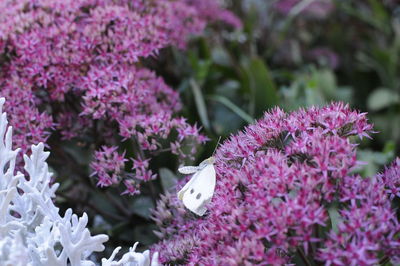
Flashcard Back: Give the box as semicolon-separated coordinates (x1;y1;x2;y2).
163;0;400;176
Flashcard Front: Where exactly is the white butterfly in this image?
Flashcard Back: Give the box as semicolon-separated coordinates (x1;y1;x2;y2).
177;157;216;216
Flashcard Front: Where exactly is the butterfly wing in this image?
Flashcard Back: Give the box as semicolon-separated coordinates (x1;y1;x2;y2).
177;170;199;201
181;164;216;216
178;166;200;175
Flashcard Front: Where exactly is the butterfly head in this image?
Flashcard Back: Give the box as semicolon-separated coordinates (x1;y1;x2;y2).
202;156;215;165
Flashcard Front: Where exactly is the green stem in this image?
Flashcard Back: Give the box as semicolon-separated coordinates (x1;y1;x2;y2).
297;247;312;266
105;191;131;217
379;256;390;265
132;136;157;205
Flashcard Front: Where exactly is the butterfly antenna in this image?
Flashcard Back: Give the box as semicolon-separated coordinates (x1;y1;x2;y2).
212;136;222;156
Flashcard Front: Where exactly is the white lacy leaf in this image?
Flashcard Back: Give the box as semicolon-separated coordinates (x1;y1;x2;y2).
102;242;159;266
0;97;159;265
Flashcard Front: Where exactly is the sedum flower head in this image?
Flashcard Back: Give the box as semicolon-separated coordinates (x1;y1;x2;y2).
90;146;127;187
0;0;238;192
377;158;400;200
152;103;400;265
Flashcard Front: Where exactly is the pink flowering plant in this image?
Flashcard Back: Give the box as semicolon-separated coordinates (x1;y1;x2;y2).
152;103;400;265
2;0;400;264
0;0;239;194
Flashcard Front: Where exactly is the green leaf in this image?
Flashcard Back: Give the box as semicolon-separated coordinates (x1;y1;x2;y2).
56;178;74;193
370;113;400;143
368;0;390;27
304;83;325;106
328;206;341;233
367;88;400;111
133;224;158;246
159;168;178;193
190;78;211;130
383;141;396;156
195;60;212;86
246;57;278;118
211;47;232;67
62;141;92;166
212;105;245;135
208;95;254;124
313;69;336;96
187;50;212;86
131;196;154;219
91;191;121;219
338;1;390;34
107;221;130;237
357;147;394;177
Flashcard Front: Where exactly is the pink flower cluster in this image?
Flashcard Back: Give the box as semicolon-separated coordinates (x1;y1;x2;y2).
152;103;400;265
90;146;127;187
319;173;399;265
0;0;238;191
377;158;400;200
